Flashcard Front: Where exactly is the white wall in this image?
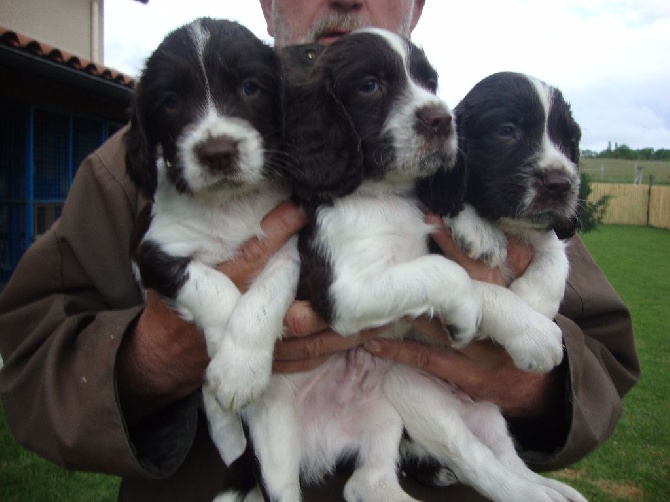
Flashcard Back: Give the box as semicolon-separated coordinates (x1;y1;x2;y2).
0;0;103;62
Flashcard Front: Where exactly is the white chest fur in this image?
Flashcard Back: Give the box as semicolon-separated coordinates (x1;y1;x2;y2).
314;190;434;276
146;174;289;264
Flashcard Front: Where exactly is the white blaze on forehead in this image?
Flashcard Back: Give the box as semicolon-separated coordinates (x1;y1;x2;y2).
189;19;214;111
528;75;551;116
527;75;575;173
354;27;434;100
357;27;408;62
354;29;454;170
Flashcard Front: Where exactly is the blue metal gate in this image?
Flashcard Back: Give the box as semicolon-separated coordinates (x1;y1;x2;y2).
0;97;123;284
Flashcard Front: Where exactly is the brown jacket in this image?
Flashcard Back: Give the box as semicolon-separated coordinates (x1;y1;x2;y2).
0;114;639;501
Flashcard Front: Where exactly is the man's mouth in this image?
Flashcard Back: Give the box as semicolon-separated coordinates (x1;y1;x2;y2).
316;30;350;44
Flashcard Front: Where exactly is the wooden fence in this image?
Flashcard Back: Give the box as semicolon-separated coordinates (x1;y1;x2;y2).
589;183;670;229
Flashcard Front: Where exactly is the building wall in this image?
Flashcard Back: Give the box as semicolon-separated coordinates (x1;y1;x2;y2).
0;0;103;62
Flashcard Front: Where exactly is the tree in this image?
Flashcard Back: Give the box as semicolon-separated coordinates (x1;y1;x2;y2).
613;144;634;159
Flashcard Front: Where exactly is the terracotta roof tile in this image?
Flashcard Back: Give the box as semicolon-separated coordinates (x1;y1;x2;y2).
0;25;135;89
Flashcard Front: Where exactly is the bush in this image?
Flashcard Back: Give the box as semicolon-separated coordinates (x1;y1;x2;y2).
578;172;611;233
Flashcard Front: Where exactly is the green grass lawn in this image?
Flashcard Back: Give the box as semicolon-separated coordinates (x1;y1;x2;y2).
0;402;120;501
548;225;670;501
1;225;668;500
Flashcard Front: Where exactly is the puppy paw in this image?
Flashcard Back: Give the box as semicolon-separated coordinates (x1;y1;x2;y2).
504;314;564;372
533;476;588;502
439;290;482;347
206;345;272;411
446;207;508;267
513;480;587;502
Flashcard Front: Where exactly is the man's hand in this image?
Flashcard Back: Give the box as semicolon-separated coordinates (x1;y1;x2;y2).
364;213;562;419
274;301;383;373
426;213;533;287
364;334;561;418
117;201;307;424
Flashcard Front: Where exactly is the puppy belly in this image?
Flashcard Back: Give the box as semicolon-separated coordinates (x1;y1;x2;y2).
294;348;396;480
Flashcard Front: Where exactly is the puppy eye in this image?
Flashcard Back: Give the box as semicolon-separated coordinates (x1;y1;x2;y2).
425;78;438;94
241;79;261;97
358;78;381;95
497;124;518;139
161;91;179;110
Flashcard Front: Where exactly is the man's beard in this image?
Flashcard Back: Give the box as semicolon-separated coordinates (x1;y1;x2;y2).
306;13;366;42
272;12;413;47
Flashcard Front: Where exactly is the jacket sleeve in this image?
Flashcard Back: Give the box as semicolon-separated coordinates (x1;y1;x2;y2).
519;234;640;470
0;130;198;478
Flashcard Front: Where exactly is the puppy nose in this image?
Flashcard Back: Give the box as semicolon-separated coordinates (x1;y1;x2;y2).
197;136;238;172
544;170;573;195
416;106;453;137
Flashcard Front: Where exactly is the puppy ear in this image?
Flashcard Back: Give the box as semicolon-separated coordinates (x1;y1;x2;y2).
416;113;469;217
124;93;158;200
416;153;467;217
284;76;363;204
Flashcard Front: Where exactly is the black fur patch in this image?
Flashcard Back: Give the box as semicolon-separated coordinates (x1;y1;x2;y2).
284;32;440;205
124;18;284;199
420;71;581;236
133;240;190;299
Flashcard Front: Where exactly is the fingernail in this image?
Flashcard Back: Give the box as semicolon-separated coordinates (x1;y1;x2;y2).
290;203;308;224
278;203;307;229
365;340;381;353
425;213;441;224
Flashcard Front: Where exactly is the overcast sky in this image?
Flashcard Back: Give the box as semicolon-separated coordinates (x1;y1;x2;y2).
104;0;670;152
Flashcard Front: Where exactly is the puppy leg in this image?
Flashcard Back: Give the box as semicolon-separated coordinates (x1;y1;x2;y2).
244;377;303;502
463;401;586;502
384;366;575;502
202;386;247;465
509;231;569;319
473;281;564;372
345;430;420;502
175;260;241;355
342;378;418;502
330;254;481;345
445;204;508;267
208;237;300;410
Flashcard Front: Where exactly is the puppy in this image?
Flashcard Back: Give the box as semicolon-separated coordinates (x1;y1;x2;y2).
418;71;582;321
124;18;299;465
233;30;584;502
408;71;584;500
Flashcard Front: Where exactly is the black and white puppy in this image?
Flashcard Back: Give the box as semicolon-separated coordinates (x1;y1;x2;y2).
233;30;583;502
418;71;582;321
124;18;299;464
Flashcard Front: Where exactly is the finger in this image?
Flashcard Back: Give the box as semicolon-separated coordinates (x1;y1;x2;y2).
408;315;453;344
456;338;507;360
246;200;307;261
275;327;381;362
283;301;329;337
505;235;534;278
273;353;332;374
365;338;480;387
217;201;307;290
426;213;507;285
